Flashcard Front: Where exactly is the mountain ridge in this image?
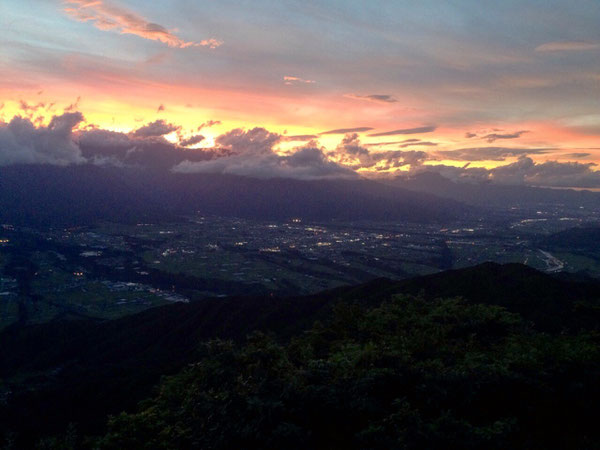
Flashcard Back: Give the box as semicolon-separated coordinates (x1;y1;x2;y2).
0;165;468;226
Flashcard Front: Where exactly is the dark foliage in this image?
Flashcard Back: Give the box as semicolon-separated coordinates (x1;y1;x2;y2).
96;297;600;449
1;263;599;448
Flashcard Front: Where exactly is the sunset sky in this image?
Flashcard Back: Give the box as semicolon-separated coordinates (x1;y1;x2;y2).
1;0;599;186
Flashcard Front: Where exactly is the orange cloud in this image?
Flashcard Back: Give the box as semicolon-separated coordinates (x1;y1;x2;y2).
63;0;222;48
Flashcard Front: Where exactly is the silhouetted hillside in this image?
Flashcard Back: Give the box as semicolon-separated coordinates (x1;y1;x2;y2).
395;262;600;331
538;226;600;252
0;165;172;226
0;165;468;226
1;263;599;447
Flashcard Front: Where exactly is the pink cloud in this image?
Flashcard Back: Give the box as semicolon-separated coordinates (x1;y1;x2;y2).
535;41;600;52
63;0;222;49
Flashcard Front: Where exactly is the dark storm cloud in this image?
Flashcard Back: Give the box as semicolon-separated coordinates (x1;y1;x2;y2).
369;125;437;137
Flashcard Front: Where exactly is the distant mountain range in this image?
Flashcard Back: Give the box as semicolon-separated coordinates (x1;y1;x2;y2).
391;171;600;209
0;165;468;226
3;165;598;228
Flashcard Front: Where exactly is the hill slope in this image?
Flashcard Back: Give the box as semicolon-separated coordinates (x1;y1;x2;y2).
1;263;599;447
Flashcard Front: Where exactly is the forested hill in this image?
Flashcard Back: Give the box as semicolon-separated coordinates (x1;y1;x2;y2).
1;263;599;448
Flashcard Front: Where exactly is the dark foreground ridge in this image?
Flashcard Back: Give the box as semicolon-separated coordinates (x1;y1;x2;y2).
1;262;599;448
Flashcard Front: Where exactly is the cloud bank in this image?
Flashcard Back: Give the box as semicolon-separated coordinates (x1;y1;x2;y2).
0;112;85;166
77;126;214;169
173;128;355;180
1;112;599;188
412;157;600;188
